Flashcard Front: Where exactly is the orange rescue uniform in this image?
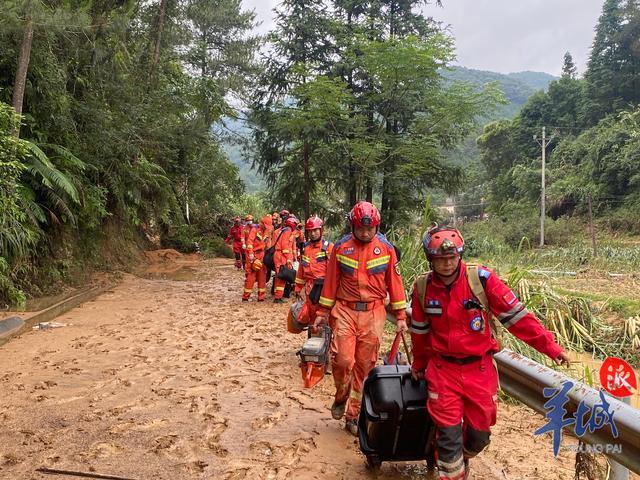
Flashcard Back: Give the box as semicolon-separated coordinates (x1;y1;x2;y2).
243;217;272;301
318;232;407;421
273;226;295;300
294;238;334;325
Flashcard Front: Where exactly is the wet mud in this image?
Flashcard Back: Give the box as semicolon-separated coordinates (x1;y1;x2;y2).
0;257;631;480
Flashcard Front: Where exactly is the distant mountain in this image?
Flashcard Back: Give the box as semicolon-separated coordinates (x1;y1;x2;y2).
220;67;557;191
507;71;558;92
216;118;266;193
441;67;558;119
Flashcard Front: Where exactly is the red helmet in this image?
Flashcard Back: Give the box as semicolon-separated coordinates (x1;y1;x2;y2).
285;216;298;230
349;201;380;228
305;215;323;231
422;226;464;259
279;209;290;218
244;214;254;222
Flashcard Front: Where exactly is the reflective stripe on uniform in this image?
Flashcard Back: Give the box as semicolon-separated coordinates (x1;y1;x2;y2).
428;391;439;400
275;286;285;292
282;249;290;253
503;308;529;328
410;326;430;335
390;300;406;310
498;302;524;320
295;278;305;285
336;254;358;269
302;255;311;263
319;296;335;308
438;455;465;478
366;255;390;269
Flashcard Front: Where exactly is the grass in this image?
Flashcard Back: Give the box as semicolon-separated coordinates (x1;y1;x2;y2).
553;287;640;318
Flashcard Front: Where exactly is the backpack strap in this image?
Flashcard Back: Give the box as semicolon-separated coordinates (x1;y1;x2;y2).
466;265;489;310
466;264;502;346
410;271;431;314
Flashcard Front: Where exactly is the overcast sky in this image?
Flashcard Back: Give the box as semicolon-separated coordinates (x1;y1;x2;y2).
242;0;605;77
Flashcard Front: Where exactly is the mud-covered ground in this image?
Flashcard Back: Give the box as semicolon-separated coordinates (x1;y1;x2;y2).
0;256;635;480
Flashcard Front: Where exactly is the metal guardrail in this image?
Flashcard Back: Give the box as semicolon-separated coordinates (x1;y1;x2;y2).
495;349;640;474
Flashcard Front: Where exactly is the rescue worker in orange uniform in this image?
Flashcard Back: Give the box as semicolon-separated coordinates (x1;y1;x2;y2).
273;216;298;303
314;201;408;435
410;226;571;480
272;212;282;231
241;214;254;259
225;216;244;269
242;215;273;302
294;215;334;326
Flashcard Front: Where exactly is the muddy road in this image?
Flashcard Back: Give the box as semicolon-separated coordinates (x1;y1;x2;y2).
0;257;619;479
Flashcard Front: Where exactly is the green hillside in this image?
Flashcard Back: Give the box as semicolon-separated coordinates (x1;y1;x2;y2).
442;67;557;119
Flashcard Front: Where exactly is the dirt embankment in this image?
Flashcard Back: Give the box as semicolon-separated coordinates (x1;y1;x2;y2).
0;257;635;480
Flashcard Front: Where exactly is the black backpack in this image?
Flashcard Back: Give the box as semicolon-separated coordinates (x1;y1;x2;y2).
263;229;286;272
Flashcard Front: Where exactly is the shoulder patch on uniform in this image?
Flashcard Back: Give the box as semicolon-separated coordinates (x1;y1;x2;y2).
333;233;353;249
375;232;394;250
502;291;517;305
478;267;491;279
373;246;381;255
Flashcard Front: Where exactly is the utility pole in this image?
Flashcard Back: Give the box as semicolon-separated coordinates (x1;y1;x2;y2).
534;127;553;247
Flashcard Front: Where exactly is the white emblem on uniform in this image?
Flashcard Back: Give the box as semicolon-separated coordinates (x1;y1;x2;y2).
373;247;381;255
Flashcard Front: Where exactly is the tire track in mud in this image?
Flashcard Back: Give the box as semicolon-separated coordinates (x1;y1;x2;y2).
0;258;608;480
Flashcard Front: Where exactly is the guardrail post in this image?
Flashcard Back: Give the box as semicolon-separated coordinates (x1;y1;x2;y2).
609;395;630;480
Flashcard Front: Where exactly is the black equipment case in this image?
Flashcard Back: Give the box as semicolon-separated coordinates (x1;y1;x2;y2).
358;364;435;468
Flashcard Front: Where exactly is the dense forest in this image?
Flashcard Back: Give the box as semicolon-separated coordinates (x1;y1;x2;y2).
1;0;640;305
0;0;260;304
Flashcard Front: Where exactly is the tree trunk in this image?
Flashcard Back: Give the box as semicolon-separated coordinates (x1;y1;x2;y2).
365;181;373;202
151;0;168;75
12;17;34;137
346;162;357;208
381;158;394;231
303;139;311;219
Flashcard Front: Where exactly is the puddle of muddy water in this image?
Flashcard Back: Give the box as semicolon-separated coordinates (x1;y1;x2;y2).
138;266;204;281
